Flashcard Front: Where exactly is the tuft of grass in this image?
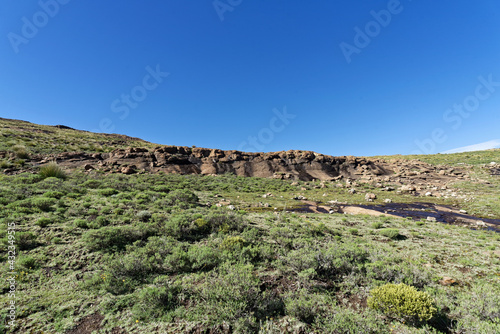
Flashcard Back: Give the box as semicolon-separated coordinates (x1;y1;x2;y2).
12;144;30;159
39;162;67;180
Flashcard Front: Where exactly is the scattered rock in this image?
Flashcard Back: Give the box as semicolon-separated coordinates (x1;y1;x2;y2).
365;193;376;201
439;277;457;286
348;188;356;194
427;216;437;222
384;198;392;203
401;185;416;192
120;165;136;174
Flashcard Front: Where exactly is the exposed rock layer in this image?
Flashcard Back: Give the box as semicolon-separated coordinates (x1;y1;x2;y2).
29;145;467;185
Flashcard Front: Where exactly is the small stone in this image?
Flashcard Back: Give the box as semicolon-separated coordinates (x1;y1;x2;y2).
365;193;376;201
459;209;467;214
120;165;136;174
439;277;457;286
427;216;437;222
384;198;392;203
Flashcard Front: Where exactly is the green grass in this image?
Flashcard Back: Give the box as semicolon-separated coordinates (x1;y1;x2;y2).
0;171;499;333
1;117;500;333
371;149;500;166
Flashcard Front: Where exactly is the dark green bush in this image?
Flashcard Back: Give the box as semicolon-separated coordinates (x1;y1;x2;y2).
35;217;51;228
19;256;38;269
74;219;89;229
98;188;119;197
152;185;170;193
43;191;64;199
137;210;152;222
16;232;39;250
88;216;109;229
32;197;57;212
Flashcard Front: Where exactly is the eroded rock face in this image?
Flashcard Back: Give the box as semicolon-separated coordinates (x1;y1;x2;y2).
24;145;467;184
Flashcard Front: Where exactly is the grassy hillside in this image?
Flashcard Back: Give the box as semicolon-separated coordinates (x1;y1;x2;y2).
372;149;500;166
1;118;500;333
0;118;158;155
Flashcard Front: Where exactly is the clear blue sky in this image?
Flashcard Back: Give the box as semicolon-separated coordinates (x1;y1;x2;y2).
1;0;500;156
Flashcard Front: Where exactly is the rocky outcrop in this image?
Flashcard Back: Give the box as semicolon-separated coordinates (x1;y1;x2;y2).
26;145;467;184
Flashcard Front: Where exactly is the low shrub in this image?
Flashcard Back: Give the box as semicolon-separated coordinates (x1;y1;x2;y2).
43;191;64;199
104;252;157;294
35;217;51;228
32;197;57;212
74;219;89;229
137;210;152;222
164;189;198;208
83;224;156;252
371;222;383;229
220;236;246;251
197;262;261;323
285;289;329;324
379;228;400;240
16;232;39;250
52;237;63;244
367;283;437;323
132;283;181;321
98;188;119;197
18;256;38;269
80;179;101;189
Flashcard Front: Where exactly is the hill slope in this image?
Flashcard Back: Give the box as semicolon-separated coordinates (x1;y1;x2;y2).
1;118;500;333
